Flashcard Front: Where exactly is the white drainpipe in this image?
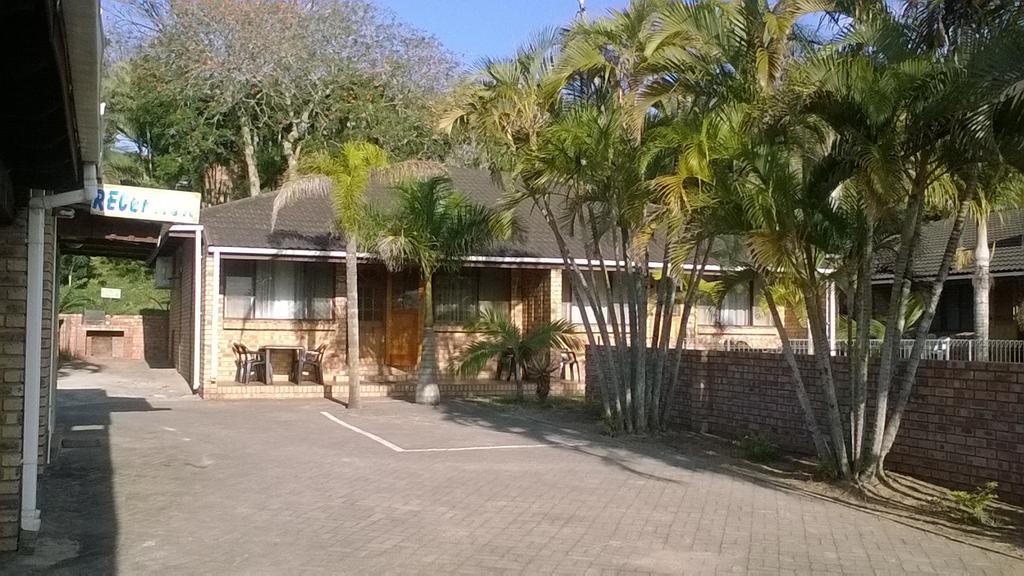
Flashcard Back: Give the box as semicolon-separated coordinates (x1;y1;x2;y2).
211;250;220;385
21;191;45;532
192;228;203;390
22;163;97;532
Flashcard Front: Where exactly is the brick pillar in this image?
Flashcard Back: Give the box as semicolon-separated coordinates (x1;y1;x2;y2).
548;269;562;322
510;269;523;327
200;246;215;390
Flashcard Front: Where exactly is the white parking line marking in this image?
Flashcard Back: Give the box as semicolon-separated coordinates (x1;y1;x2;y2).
320;411;586;453
320;411;405;452
404;443;584;453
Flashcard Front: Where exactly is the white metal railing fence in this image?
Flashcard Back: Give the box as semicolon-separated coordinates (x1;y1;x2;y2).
682;338;1024;364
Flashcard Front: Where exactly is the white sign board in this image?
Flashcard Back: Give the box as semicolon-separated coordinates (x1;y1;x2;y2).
90;185;200;224
100;287;122;300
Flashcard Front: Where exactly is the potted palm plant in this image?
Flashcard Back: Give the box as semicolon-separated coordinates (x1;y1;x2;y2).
454;310;579;401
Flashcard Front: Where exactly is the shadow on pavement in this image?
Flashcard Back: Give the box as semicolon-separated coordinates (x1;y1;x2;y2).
0;388;169;575
56;357;103;378
434;397;1024;559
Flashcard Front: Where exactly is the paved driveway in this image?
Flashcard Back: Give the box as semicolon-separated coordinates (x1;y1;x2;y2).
3;361;1022;575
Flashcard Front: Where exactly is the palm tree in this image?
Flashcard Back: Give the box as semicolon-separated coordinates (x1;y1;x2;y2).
963;171;1024;361
273;141;442;409
901;0;1024;363
371;176;515;405
454;310;580;401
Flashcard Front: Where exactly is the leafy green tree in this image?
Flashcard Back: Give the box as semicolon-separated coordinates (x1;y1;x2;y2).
58;256;168;315
104;55;238;196
455;311;579;401
108;0;456;196
370;177;514;405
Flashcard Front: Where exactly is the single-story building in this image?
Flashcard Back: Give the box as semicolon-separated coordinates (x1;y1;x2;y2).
158;168;806;400
871;208;1024;360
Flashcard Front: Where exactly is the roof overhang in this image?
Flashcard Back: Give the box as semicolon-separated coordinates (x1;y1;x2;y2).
204;245;729;272
57;208;164;260
871;270;1024;284
63;0;103;166
0;0;102;196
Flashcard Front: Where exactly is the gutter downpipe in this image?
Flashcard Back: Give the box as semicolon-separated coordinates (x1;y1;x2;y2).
193;228;203;391
211;251;220;386
22;163;97;532
21;191;45;533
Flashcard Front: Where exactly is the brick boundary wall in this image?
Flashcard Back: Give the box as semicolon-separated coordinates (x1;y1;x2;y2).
59;313;169;365
585;348;1024;505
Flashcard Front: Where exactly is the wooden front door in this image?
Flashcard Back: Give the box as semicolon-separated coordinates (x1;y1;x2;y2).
386;270;422;368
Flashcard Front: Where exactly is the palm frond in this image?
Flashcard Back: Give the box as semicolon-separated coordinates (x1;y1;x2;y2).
271;174;333;230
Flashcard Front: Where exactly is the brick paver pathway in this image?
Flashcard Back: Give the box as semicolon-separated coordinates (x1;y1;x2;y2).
3;362;1022;574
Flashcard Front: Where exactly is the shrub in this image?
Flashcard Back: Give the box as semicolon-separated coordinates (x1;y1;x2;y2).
739;433;779;463
812;458;839;481
600;413;622;436
947;481;1001;526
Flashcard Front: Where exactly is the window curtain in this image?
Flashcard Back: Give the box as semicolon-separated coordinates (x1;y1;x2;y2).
255;261;298;319
719;282;751;326
478;269;511;317
239;261;333;320
434;271;478;323
304;262;333;319
223;260;256;319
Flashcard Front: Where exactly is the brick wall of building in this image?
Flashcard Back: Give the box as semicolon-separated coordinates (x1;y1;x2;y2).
0;209;56;551
208;260;347;389
205;260;554;387
168;240;195;385
586;349;1024;505
59;313;169;364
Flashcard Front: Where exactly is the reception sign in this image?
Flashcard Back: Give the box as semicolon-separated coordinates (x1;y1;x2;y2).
89;185;201;224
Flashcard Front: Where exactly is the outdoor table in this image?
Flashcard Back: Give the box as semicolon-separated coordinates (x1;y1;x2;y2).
259;345;306;384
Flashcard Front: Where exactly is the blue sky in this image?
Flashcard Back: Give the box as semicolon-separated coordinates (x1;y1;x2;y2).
379;0;627;64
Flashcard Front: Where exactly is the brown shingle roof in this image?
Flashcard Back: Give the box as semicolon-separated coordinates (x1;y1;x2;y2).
876;208;1024;278
200;167;568;260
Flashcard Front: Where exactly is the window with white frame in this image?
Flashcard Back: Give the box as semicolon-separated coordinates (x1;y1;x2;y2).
222;260;334;320
697;280;773;327
433;268;511;324
561;271;634;326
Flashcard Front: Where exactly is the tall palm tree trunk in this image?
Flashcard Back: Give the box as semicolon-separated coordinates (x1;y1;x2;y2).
764;287;832;461
416;275;441;405
852;221;873;472
346;237;361;409
802;279;852;479
661;238;712;426
974;214;990;362
868;170;928;476
870;190;974;479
